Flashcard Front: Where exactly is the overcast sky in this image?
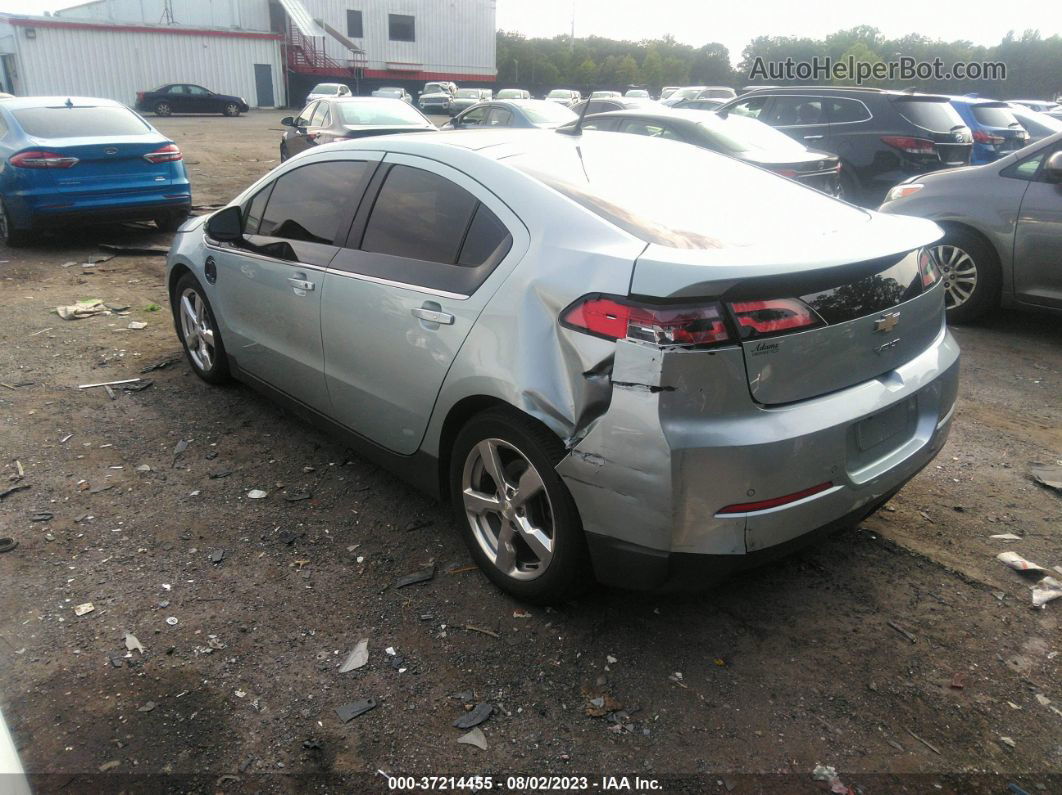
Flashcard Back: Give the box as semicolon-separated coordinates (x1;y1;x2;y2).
1;0;1059;65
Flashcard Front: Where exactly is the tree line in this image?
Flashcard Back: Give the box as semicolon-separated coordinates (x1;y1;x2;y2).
495;27;1062;100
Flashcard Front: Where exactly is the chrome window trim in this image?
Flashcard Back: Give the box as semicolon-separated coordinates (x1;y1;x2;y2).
753;93;873;129
204;239;329;273
324;266;469;301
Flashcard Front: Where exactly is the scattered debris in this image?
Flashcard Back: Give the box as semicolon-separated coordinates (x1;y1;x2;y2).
950;672;966;689
462;625;499;639
98;760;121;772
277;529;304;546
887;620;917;644
339;639;369;673
124;632;144;654
456;728;488;750
1032;577;1062;608
247;489;268;499
171;439;190;467
513;608;532;619
209;548;227;565
74;602;95;616
209;469;233;479
905;727;941;755
140;355;181;373
59;433;73;444
138;701;156;713
1000;736;1016;749
1030;463;1062;493
0;538;18;554
118;379;152;392
990;533;1022;541
165;617;178;626
56;298;108;320
144;303;162;312
99;243;170;256
453;703;492;729
284;491;312;502
30;512;53;522
395;564;435;589
335;698;377;723
585;694;622;718
997;552;1050;574
0;484;30;500
127;320;148;330
811;764;851;793
79;378;141;390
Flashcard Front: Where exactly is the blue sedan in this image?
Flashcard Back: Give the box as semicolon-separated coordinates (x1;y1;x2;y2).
948;96;1029;164
0;96;191;246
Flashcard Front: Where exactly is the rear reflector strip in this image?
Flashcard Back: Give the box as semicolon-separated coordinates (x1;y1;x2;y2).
717;481;834;515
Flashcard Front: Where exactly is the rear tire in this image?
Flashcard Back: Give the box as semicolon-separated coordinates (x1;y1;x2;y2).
279;142;290;162
0;200;30;247
155;212;187;233
933;227;1000;324
153;101;172;117
449;407;591;605
174;273;230;384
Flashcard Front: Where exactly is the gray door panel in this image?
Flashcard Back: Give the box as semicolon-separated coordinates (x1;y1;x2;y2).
254;64;274;107
1014;177;1062;308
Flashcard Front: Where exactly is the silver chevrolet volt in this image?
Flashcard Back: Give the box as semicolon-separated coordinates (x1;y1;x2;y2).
167;129;959;603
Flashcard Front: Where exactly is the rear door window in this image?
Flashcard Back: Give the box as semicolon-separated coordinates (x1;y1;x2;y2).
827;98;871;123
12;106;150;137
361;165;478;264
257;161;371;245
485;107;513;127
893;98;966;132
618;119;681;140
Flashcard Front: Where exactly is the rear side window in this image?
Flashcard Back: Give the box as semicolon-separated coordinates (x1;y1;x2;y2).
763;97;826;126
893;99;965;132
458;204;511;267
486;108;513;126
459;107;488;126
618;119;681;140
828;98;871;123
727;96;769;119
362;165;478;264
310;102;330;127
971;104;1019;128
13;106;150;138
258;161;370;244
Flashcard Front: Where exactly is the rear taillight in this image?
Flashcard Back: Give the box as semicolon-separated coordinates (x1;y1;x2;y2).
136;91;144;102
561;295;730;347
9;150;79;169
971;130;1004;145
728;298;822;338
918;247;940;288
144;144;182;163
881;136;937;156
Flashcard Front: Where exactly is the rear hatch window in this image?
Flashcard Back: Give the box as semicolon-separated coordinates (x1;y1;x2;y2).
892;97;965;132
971;103;1020;128
13;106;150;138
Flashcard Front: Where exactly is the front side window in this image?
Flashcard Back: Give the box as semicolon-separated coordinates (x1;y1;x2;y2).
618;119;681;140
310;102;330;128
346;10;363;38
728;96;768;119
1002;150;1046;181
389;13;415;42
257;161;370;244
362;165;478;264
459;107;488;126
187;85;210;96
168;85;188;95
486;108;513;127
299;101;318;126
764;97;825;126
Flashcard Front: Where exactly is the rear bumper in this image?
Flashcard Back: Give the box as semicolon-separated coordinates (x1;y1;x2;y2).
557;324;959;591
7;190;191;230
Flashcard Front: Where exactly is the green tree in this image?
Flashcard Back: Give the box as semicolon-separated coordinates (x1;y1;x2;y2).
641;47;664;89
574;57;598;88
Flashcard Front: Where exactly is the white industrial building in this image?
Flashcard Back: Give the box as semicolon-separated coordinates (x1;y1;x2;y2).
0;0;497;108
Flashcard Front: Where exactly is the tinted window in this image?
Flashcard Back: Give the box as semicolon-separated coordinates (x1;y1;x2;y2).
894;99;965;132
258;161;369;244
299;101;318;125
972;105;1019;128
346;9;363;37
800;250;924;325
243;184;273;234
486;108;513;127
618;119;681;140
519;102;577;124
13;106;150;137
310;102;330;127
168;85;188;95
362;165;478;264
458;204;511;266
1003;151;1046;181
389;13;415;41
187;85;210;96
763;97;825;126
728;96;768;119
459;107;488;126
338;101;427;126
828;98;871;123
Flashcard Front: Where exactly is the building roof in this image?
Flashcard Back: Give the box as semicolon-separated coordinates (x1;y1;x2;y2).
0;13;280;40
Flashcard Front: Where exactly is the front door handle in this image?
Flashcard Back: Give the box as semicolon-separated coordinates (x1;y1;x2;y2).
803;134;824;141
288;273;315;294
411;306;454;325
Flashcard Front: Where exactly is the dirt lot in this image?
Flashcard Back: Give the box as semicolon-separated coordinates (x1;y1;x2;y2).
1;111;1060;793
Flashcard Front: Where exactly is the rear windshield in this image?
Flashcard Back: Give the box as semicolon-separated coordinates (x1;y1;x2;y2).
548;90;573;98
801;249;924;324
496;90;523;99
699;115;807;154
456;89;480;98
972;104;1020;128
13;106;150;138
312;84;340;94
893;98;966;132
519;102;578;124
507;132;865;249
339;100;426;126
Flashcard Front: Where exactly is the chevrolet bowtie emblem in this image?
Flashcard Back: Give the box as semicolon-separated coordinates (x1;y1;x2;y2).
875;312;900;333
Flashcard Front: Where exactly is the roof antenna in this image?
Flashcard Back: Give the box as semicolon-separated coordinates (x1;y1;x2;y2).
558;94;591;136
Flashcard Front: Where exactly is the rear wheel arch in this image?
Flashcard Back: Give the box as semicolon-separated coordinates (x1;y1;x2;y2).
932;220;1003;322
435;395;514;502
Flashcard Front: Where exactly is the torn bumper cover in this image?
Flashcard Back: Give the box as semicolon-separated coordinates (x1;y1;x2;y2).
556;327;960;591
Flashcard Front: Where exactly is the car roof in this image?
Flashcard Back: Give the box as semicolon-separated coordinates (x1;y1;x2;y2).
581;108;706;124
0;96;125;110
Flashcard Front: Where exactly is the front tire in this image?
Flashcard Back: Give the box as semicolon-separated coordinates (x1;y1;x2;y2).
153;101;172;117
449;407;590;604
174;273;230;384
223;103;241;117
933;227;1000;324
279;142;290;162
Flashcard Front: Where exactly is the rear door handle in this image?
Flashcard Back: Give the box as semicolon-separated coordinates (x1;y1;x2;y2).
411;306;454;325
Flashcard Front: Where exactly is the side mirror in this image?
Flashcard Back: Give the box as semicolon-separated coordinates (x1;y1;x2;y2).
205;206;243;243
1045;150;1062;183
281;116;295;127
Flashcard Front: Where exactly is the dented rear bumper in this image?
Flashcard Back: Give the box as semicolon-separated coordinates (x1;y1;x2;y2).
556;326;960;590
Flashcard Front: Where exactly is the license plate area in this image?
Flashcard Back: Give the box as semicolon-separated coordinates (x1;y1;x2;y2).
847;396;919;474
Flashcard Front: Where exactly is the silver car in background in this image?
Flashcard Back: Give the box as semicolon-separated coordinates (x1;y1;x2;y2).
167;129;958;602
881;131;1062;322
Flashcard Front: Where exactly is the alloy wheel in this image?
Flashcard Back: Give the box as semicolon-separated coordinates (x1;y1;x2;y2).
155;102;171;116
933;244;978;309
225;103;239;116
461;438;555;581
179;287;216;372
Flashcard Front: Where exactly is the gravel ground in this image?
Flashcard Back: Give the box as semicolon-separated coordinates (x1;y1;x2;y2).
1;111;1060;794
